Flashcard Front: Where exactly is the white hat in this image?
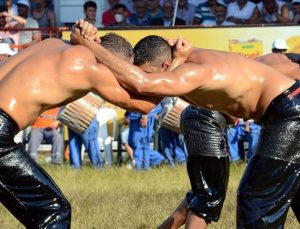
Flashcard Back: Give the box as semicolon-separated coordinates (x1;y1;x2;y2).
17;0;30;8
272;38;289;50
217;0;227;7
0;43;17;56
292;0;300;4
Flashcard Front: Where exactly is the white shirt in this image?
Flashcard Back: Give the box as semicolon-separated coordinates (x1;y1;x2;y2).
227;1;257;20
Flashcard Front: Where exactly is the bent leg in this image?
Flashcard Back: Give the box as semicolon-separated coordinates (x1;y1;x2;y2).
0;145;71;228
237;155;300;228
187;155;229;222
181;106;229;222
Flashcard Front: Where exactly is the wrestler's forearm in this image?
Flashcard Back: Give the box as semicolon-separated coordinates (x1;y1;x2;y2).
167;57;186;72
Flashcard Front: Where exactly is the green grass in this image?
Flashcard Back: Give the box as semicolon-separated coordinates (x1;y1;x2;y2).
0;162;298;229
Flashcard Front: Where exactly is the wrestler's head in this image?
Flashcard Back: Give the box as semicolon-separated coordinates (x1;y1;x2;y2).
100;32;133;63
134;35;172;73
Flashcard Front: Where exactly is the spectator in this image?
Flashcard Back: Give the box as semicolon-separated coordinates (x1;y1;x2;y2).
150;0;186;26
102;0;120;27
17;0;41;49
227;119;261;161
110;3;133;27
159;126;187;167
193;0;218;25
127;106;165;170
31;0;57;39
292;0;300;23
202;2;236;26
257;0;291;23
68;117;103;169
272;38;289;53
83;1;102;28
0;9;26;45
3;0;18;18
226;0;260;24
176;0;196;25
129;0;150;25
121;111;135;166
28;108;64;165
146;0;164;22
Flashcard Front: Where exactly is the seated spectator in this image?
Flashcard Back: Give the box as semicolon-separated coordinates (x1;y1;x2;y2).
83;1;102;28
129;0;150;26
272;38;289;53
292;0;300;23
193;0;218;25
257;0;291;23
150;0;186;26
226;0;260;24
202;2;236;26
102;0;132;27
31;0;57;39
109;3;133;27
28;108;64;165
0;9;26;45
68;117;103;169
17;0;41;49
128;105;165;170
146;0;164;22
176;0;196;25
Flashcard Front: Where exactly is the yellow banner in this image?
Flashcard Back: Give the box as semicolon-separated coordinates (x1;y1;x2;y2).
63;25;300;56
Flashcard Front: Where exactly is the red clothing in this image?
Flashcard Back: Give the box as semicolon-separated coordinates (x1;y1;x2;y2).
102;10;115;27
32;108;60;128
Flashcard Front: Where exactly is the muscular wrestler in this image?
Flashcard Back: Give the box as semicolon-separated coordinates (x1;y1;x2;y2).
72;21;300;228
133;35;229;228
0;33;161;228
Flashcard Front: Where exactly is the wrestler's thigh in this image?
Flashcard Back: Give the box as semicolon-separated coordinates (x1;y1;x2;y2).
237;154;300;228
0;146;70;226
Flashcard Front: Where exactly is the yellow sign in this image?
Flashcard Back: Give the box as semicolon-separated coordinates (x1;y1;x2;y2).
228;39;263;58
63;25;300;55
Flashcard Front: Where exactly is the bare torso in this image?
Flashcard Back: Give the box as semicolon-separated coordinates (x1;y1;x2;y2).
0;38;98;130
180;49;295;121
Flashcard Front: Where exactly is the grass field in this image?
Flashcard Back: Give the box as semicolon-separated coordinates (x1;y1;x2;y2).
0;162;298;229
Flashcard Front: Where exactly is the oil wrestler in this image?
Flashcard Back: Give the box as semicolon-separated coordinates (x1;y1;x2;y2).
72;20;300;228
0;33;162;228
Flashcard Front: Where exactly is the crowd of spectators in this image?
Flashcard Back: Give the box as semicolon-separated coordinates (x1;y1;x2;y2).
100;0;300;27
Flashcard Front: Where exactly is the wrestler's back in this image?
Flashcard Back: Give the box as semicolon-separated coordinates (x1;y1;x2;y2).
183;49;295;120
0;38;96;130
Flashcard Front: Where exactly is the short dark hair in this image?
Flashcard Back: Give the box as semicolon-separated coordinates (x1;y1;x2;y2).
84;1;97;11
134;35;172;66
100;33;133;59
113;3;127;11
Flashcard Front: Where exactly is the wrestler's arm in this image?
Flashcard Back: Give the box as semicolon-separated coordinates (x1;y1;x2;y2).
88;63;163;114
74;38;204;97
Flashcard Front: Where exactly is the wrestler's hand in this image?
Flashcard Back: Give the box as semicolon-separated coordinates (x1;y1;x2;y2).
172;36;192;60
71;19;100;44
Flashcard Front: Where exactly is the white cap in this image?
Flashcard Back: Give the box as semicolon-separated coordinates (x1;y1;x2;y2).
0;43;17;56
292;0;300;4
17;0;30;8
217;0;227;7
272;38;289;50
